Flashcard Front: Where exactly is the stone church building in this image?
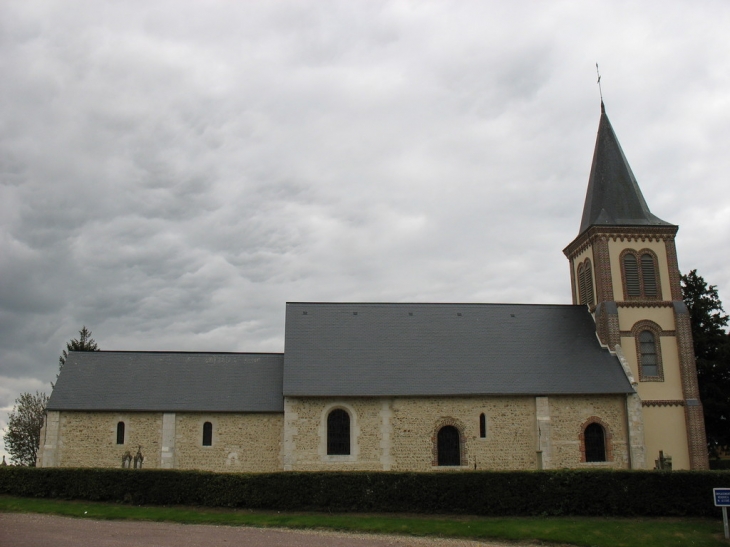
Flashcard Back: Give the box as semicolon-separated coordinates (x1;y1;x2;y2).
38;104;709;472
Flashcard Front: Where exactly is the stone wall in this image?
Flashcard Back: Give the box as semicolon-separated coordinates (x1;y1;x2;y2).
47;411;282;472
37;411;60;468
44;395;632;472
284;395;630;472
549;395;629;468
174;413;282;473
283;399;384;471
390;397;538;471
57;412;163;469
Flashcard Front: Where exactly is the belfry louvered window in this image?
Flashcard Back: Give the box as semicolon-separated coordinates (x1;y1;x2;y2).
623;254;641;296
577;260;595;306
578;263;586;303
583;260;594;305
639;330;658;376
622;250;660;299
641;254;657;296
327;409;350;455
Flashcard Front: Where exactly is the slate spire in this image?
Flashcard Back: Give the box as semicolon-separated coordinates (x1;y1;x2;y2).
578;102;672;234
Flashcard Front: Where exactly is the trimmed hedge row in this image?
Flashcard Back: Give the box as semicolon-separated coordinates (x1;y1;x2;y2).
710;459;730;470
1;467;728;517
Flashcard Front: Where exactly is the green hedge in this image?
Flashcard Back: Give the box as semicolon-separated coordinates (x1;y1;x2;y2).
1;467;728;517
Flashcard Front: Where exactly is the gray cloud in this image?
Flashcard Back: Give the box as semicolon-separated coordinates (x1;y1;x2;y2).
2;0;730;457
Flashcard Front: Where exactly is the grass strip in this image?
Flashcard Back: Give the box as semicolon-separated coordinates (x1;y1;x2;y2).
0;495;726;547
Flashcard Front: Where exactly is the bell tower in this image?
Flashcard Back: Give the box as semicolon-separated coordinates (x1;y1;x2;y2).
563;102;708;470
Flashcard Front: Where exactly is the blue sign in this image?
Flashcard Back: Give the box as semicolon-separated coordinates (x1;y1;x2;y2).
714;488;730;507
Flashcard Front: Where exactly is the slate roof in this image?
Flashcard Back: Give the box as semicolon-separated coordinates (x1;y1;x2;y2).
283;302;634;397
47;352;284;412
579;102;673;234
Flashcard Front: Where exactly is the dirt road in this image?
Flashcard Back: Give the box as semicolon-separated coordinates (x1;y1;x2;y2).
0;513;531;547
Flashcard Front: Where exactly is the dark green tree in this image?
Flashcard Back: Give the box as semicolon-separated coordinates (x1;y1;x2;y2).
54;326;100;388
3;392;49;466
58;326;99;370
681;270;730;457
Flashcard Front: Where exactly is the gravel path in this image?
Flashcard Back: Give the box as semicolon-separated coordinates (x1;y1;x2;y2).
0;513;535;547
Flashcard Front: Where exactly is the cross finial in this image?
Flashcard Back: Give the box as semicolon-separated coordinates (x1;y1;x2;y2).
596;63;604;106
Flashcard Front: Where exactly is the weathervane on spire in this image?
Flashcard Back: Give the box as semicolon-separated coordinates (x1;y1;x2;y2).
596;63;604;103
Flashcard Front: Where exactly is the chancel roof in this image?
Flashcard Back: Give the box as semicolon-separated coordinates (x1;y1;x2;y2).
579;102;673;234
283;302;634;397
47;351;284;412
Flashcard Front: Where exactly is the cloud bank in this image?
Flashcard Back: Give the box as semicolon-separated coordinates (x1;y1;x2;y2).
2;0;729;458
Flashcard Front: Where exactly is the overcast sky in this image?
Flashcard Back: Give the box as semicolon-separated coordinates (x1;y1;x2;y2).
2;1;729;461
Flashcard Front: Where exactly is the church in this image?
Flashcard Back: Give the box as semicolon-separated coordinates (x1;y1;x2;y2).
38;103;709;472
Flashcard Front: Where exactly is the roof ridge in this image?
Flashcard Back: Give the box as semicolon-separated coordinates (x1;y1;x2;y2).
71;350;285;355
286;302;581;307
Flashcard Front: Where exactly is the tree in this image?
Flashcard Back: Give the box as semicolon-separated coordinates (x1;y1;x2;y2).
681;269;730;457
58;326;100;371
3;392;49;466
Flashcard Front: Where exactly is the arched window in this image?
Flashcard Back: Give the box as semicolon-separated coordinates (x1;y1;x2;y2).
631;321;664;381
584;423;606;462
116;422;125;445
639;330;658;377
622;250;661;299
437;426;461;466
202;421;213;446
479;413;486;439
327;409;350;455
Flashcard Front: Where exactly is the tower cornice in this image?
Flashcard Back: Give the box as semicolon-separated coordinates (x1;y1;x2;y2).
563;224;678;260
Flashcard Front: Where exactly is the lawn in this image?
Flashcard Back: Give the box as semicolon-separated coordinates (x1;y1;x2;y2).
0;495;727;547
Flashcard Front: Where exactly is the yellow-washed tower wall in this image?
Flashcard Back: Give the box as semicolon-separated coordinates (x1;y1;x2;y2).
564;102;708;470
